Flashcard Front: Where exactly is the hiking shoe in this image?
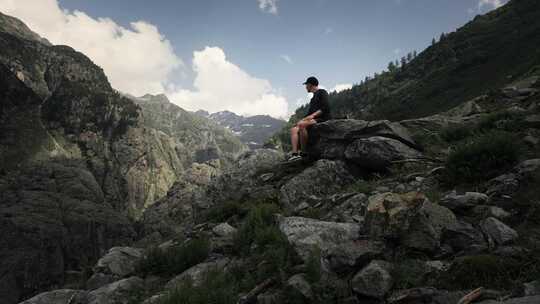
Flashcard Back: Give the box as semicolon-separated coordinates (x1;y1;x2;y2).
299;151;309;158
288;153;302;162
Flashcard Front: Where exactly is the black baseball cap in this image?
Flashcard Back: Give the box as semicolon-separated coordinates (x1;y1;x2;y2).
303;76;319;86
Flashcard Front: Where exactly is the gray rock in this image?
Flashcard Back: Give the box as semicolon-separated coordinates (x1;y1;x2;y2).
442;220;487;253
286;274;313;299
86;273;116;291
277;216;361;262
365;192;456;253
472;205;511;220
352;260;393;299
308;119;420;160
345;136;422;170
212;223;237;238
165;258;230;290
279;160;355;208
440;191;489;212
480;217;518;246
94;247;143;278
18;290;87;304
326;240;386;273
85;277;144;304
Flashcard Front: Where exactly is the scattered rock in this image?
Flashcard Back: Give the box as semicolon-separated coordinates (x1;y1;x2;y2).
442;220;488;253
94;247;143;278
326;240;386;274
86;277;144;304
480;217;518;246
164;258;230;290
279;160;355;208
440;191;489;213
277;216;361;262
472;205;511;220
352;260;393;299
86;273;116;291
212;223;237;238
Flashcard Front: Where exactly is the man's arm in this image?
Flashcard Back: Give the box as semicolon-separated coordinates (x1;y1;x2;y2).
305;110;322;120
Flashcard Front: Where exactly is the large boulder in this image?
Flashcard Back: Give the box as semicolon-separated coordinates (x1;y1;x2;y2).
345;136;422;170
85;277;144;304
279;159;355;208
277;216;361;262
480;217;518;246
93;247;143;278
365;192;457;253
164;258;230;290
442;221;488;253
440;191;489;213
307;120;422;170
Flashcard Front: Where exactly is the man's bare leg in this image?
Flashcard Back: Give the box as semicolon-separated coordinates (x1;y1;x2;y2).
290;126;300;153
298;119;317;153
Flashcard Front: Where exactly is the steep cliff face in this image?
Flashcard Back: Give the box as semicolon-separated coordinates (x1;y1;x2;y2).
0;12;245;303
131;94;247;168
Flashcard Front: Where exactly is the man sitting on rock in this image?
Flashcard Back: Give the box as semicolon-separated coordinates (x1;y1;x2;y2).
289;76;331;161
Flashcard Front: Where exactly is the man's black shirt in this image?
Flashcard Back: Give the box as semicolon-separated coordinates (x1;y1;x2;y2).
307;89;331;122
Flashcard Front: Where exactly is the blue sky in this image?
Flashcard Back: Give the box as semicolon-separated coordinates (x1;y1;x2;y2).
3;0;508;118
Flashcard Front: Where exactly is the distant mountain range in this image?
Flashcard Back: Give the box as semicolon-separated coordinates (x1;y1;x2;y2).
196;110;286;149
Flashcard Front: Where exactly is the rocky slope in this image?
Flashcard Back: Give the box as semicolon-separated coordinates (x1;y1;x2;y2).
23;73;540;303
196;110;286;149
4;1;540;303
0;12;245;303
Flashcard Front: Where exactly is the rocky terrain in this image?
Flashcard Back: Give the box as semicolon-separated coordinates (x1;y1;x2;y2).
196;110;286;149
3;0;540;303
0;12;245;304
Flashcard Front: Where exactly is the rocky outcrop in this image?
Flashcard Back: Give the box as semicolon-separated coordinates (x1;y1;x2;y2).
308;119;423;171
279;159;356;208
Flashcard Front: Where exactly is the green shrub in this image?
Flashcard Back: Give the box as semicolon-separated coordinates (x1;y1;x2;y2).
160;269;237;304
232;203;299;280
305;248;322;284
137;238;210;276
477;111;526;132
345;180;375;194
440;125;474;142
443;131;521;185
201;201;248;223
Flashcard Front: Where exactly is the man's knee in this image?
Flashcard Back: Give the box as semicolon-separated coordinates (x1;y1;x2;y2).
291;126;299;133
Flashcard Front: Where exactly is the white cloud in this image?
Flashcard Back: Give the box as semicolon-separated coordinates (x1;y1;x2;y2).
258;0;279;15
2;0;288;118
393;48;402;55
330;83;353;93
478;0;507;11
280;54;293;64
0;0;182;96
167;47;289;119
